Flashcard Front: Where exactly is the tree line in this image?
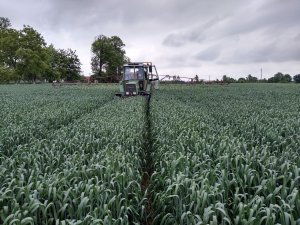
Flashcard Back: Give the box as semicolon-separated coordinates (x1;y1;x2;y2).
222;73;300;83
1;16;299;84
0;17;129;84
0;17;82;83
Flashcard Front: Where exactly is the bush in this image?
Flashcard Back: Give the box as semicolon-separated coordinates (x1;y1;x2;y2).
293;74;300;83
0;66;16;83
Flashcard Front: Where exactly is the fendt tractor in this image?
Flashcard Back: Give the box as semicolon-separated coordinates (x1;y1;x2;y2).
115;62;159;98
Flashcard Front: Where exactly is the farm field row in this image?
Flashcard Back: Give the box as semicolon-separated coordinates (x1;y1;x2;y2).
1;84;146;224
0;84;299;225
0;85;115;154
150;84;300;224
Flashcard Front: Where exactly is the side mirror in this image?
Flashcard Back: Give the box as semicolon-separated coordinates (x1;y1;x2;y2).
149;66;152;73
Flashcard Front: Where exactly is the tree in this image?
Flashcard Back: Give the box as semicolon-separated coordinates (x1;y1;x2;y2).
0;18;82;83
259;78;267;83
222;75;236;83
269;72;283;83
43;44;60;82
16;26;48;82
237;77;246;83
0;65;16;83
0;26;20;70
294;74;300;83
268;72;292;83
91;35;112;79
56;49;81;81
105;36;126;77
0;17;11;30
283;74;292;82
246;74;258;83
91;35;127;82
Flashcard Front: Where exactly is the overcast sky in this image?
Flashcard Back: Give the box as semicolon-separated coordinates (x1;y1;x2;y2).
1;0;300;80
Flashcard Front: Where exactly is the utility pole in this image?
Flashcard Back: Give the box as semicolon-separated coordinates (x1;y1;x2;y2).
261;68;263;80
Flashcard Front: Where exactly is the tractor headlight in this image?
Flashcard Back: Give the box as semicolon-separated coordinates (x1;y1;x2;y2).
133;92;136;95
126;92;129;95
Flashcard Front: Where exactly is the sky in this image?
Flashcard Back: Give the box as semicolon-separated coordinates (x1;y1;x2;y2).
1;0;300;80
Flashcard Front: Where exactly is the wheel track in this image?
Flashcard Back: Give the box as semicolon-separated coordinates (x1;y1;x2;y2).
141;97;155;225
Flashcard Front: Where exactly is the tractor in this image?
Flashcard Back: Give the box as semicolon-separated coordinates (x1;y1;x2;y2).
115;62;159;98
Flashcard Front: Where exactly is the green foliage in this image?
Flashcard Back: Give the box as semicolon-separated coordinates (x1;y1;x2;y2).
150;84;300;224
222;75;236;83
246;74;258;82
0;65;16;83
0;85;145;224
268;72;292;83
293;74;300;83
43;45;82;82
0;17;11;29
236;75;258;83
91;35;128;82
91;35;111;78
0;18;82;83
56;48;82;81
43;44;60;82
1;83;299;224
15;26;53;82
0;27;20;69
237;77;246;83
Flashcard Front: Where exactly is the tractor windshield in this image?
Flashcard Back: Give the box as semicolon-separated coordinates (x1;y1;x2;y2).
124;66;145;80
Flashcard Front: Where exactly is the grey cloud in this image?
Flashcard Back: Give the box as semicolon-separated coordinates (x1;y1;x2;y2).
162;0;300;50
221;0;300;37
162;17;223;47
218;40;300;64
1;0;299;77
272;47;300;62
162;34;186;47
45;0;121;30
295;33;300;41
195;45;221;61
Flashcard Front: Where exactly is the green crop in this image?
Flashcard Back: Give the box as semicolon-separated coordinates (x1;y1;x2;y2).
0;85;146;224
0;83;299;225
150;84;300;224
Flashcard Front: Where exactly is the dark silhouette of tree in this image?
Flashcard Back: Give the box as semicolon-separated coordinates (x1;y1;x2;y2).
238;77;246;83
246;74;258;82
222;75;236;83
293;74;300;83
0;17;11;29
268;72;292;83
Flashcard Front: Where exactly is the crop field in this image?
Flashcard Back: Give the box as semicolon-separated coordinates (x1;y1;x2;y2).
0;84;299;225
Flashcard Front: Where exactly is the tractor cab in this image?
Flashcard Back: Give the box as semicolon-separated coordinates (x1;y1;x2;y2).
124;65;147;92
116;62;159;97
124;66;146;80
